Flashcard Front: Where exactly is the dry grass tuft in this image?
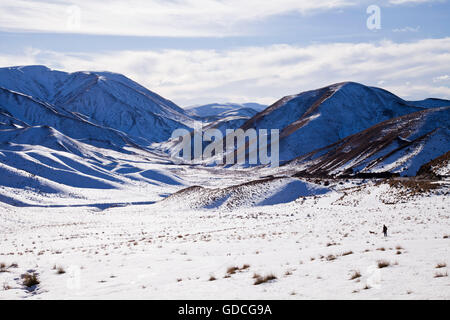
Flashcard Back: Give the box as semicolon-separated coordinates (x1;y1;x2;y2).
349;270;361;280
209;275;217;281
226;264;250;276
434;271;448;278
22;273;40;288
377;260;390;268
435;262;447;269
326;254;337;261
226;266;239;275
253;273;277;285
56;266;66;274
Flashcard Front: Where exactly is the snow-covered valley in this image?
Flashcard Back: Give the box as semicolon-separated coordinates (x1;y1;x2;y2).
0;65;449;300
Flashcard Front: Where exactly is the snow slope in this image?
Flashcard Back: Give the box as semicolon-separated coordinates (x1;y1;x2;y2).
0;116;186;206
163;177;330;210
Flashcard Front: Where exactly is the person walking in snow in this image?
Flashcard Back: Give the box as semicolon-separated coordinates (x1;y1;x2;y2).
383;225;388;237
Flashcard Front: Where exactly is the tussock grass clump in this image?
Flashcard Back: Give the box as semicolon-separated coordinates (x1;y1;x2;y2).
434;271;448;278
253;273;277;285
226;264;250;275
435;262;447;269
0;263;7;272
3;282;11;291
226;266;239;275
341;251;353;256
349;270;361;280
56;267;66;274
208;275;217;281
395;245;403;250
22;273;40;288
326;254;337;261
377;260;390;268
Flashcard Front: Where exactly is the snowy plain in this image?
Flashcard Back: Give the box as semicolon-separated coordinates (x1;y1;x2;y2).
0;164;448;300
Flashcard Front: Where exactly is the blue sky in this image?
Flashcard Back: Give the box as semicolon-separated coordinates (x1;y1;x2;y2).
0;0;449;106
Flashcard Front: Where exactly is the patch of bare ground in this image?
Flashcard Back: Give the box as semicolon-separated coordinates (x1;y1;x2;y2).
379;178;445;203
416;151;450;178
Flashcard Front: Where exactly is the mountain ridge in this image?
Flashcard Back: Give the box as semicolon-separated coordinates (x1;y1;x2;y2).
0;65;449;201
236;81;449;163
0;65;194;146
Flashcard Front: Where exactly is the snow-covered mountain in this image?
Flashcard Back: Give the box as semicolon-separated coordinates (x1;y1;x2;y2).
288;106;450;176
0;65;193;200
0;108;184;205
237;82;450;163
1;65;449;201
185;102;267;121
156;103;267;156
0;66;193;146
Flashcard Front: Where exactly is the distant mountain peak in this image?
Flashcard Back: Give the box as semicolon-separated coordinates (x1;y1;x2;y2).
0;65;194;146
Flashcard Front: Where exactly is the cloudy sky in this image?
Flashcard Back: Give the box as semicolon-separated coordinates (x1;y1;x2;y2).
0;0;449;106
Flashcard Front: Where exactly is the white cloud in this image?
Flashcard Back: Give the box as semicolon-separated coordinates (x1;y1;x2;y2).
393;26;420;32
389;0;442;4
433;75;450;82
0;0;356;37
1;38;449;105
